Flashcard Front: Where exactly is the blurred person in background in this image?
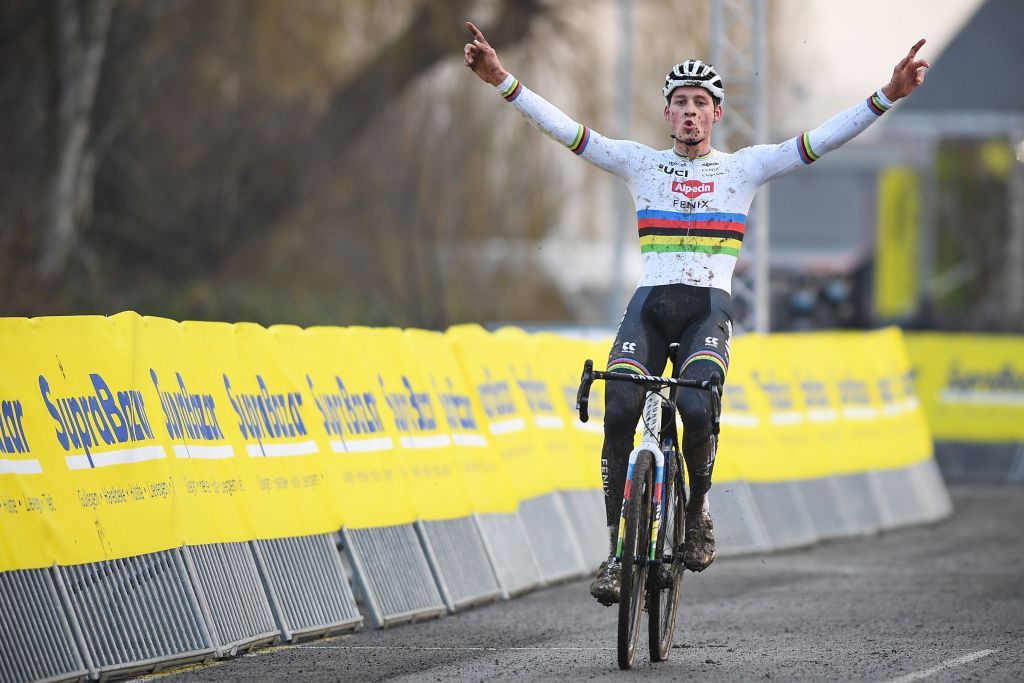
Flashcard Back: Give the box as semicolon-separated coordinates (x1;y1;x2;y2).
463;21;928;606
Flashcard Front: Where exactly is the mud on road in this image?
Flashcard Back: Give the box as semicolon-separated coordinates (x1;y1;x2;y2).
159;485;1024;682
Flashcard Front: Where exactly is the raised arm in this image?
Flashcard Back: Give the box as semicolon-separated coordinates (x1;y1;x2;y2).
746;39;930;184
463;21;643;179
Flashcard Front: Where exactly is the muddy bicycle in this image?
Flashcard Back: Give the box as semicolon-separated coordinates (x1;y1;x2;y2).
577;347;721;669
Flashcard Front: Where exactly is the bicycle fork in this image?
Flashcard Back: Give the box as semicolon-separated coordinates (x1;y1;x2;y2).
614;391;667;564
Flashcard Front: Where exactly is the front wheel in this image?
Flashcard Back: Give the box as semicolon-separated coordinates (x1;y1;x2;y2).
649;450;685;661
617;450;653;670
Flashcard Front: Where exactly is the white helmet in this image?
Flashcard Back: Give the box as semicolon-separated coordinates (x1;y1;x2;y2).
663;60;725;103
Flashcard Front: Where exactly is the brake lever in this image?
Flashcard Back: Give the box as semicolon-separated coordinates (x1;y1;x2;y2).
709;372;722;436
576;359;594;423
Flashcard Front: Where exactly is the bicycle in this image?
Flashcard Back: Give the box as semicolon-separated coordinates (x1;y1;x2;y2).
576;346;721;669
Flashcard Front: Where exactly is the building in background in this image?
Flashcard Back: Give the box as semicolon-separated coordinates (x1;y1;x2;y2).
759;0;1023;332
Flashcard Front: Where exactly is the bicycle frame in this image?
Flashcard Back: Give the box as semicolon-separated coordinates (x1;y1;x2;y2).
615;387;671;564
576;358;721;568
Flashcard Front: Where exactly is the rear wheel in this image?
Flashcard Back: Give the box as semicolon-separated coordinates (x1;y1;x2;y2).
617;450;653;670
649;450;686;661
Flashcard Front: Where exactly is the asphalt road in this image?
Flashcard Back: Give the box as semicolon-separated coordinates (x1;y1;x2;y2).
157;485;1024;682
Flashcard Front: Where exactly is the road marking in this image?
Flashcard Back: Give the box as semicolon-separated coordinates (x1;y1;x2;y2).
294;645;614;651
885;649;996;683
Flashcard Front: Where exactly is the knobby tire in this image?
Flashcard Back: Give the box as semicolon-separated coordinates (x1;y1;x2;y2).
617;450;653;670
649;450;685;661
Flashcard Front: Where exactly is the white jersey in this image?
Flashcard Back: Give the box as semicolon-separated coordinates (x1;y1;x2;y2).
495;74;894;293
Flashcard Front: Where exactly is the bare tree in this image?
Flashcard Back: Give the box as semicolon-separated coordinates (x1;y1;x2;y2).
39;0;114;278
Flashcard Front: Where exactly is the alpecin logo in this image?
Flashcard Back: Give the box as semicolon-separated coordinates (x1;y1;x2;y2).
671;179;714;198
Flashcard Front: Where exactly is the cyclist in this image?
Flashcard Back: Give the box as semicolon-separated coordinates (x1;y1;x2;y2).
464;22;928;605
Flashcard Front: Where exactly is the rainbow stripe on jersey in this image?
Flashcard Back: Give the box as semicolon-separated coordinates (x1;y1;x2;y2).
637;209;745;257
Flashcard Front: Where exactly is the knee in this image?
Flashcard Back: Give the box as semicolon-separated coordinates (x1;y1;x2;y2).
603;386;641;434
676;389;713;439
603;399;636;435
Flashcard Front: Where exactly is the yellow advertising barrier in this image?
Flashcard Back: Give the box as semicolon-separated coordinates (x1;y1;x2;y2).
715;334;763;483
0;314;936;572
402;328;517;515
496;328;591;491
446;324;554;501
861;328;932;469
364;327;473;522
219;322;339;539
0;314;180;570
905;332;1024;443
535;332;605;490
302;325;417;530
144;317;255;546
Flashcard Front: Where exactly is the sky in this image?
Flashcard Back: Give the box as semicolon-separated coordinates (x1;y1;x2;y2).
771;0;985;135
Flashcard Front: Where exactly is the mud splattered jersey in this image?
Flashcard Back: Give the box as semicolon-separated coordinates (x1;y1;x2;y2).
495;74;893;293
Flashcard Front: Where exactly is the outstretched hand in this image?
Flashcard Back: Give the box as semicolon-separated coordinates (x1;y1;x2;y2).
463;21;508;86
882;39;930;101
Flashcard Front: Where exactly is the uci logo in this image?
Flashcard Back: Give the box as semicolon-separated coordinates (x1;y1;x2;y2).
621;342;637;353
657;164;688;177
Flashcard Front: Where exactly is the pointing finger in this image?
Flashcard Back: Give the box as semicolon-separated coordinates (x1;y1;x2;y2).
908;38;926;58
465;20;488;45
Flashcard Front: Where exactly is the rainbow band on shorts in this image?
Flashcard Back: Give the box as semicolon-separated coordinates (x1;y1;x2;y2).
680;350;728;377
608;358;649;375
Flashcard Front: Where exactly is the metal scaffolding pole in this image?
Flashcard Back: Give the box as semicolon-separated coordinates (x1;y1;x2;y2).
607;0;634;324
709;0;769;332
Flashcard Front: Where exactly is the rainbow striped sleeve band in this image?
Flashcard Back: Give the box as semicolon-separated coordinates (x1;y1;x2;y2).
496;74;523;102
796;131;820;165
568;124;591;156
866;89;894;116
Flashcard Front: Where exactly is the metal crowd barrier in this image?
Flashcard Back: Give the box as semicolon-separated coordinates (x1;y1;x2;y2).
56;549;214;680
797;477;856;540
710;481;771;556
934;441;1024;484
517;493;588;583
416;518;503;612
340;525;446;628
746;481;819;550
871;467;931;528
181;543;279;656
250;534;362;640
908;458;953;522
0;567;87;683
557;488;609;569
473;512;544;598
831;472;883;535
